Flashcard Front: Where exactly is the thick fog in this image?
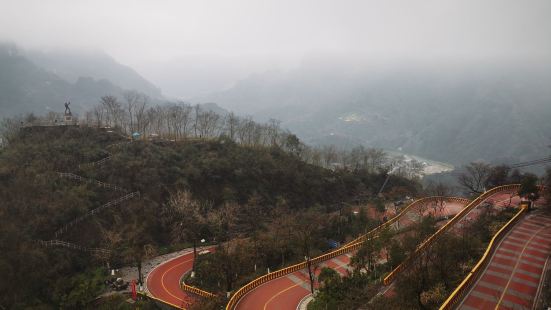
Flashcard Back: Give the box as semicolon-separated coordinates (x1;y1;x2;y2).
1;0;551;98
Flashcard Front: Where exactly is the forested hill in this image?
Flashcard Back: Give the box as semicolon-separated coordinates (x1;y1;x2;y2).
0;126;419;308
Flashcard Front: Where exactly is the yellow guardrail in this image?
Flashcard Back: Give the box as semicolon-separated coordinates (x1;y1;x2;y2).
225;239;366;309
137;258;218;309
181;282;218;298
439;202;529;309
383;184;521;286
346;196;470;246
225;196;471;310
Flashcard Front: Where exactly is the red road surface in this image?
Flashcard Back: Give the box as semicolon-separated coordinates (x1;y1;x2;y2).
236;254;353;310
235;199;469;310
451;192;521;232
147;249;209;309
382;191;520;298
459;211;551;310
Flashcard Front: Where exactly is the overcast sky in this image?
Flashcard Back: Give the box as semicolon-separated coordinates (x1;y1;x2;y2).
2;0;550;61
1;0;550;97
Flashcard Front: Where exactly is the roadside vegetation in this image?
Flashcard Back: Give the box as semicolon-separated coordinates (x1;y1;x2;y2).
307;162;545;310
307;205;518;310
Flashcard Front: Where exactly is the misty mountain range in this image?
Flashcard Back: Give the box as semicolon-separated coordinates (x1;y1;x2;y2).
27;48;162;99
0;42;162;117
200;59;551;166
1;42;550;166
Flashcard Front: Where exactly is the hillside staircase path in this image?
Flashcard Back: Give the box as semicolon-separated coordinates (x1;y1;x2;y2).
39;138;138;255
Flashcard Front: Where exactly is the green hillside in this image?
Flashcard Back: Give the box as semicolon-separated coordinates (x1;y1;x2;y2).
0;126;418;308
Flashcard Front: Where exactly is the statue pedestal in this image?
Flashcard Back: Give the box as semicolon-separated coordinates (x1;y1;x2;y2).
64;113;75;125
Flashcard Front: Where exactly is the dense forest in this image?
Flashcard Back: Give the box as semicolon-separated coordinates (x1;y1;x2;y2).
0;121;421;309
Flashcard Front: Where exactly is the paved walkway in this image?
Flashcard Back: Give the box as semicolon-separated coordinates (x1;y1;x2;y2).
235;199;469;310
120;246;200;293
145;246;214;309
459;212;551;310
236;254;353;310
380;192;519;299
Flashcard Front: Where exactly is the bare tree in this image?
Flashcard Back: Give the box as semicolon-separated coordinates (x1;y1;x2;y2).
166;105;181;138
321;145;338;168
349;146;364;170
134;94;149;135
267;207;295;267
100;95;123;129
92;105;105;127
457;162;492;195
208;202;239;242
425;181;452;214
99;96;113;127
123;91;141;133
205;111;222;137
168;191;209;273
146;106;161;136
179;104;193;138
485;164;511;188
193;104;201;137
0;117;22;146
225;112;240;141
237;116;256;145
294;210;325;294
365;148;387;173
45;111;61;123
267;118;281;146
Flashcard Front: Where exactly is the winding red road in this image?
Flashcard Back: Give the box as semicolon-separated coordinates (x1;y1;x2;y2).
236;254;353;310
235;198;470;310
381;191;522;298
146;248;212;309
459;211;551;309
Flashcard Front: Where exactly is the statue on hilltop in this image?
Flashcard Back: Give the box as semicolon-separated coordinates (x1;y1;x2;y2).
64;101;72;115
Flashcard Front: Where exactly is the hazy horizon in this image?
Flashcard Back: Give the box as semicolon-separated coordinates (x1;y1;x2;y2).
2;0;551;98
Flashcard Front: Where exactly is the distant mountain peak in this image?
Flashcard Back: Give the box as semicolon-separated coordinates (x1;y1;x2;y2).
26;47;163;99
0;42;153;118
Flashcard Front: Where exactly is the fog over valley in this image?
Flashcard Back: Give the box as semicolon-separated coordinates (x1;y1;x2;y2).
1;0;551;165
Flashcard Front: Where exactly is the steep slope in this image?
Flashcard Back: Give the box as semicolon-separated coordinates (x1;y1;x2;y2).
0;126;400;308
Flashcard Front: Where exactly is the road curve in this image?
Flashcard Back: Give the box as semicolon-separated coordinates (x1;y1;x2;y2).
146;249;210;309
382;192;522;299
458;211;551;310
236;253;353;310
235;199;469;310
